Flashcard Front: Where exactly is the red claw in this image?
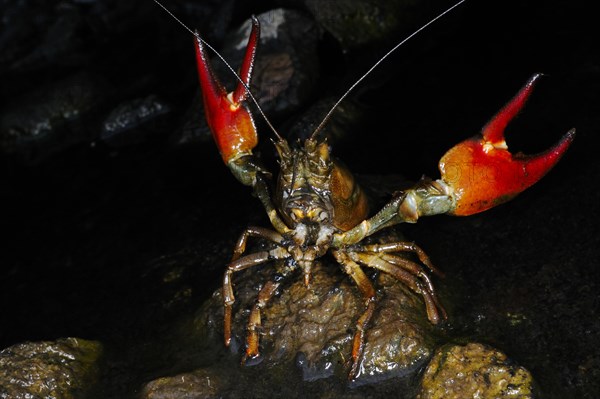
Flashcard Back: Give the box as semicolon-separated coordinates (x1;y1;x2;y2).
439;74;575;216
194;17;260;164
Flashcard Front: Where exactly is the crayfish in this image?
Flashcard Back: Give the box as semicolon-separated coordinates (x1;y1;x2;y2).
185;5;575;381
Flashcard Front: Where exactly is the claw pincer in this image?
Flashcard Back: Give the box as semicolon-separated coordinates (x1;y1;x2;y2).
194;17;260;165
438;74;575;216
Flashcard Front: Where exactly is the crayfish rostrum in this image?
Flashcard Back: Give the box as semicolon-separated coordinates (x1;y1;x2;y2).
193;15;574;381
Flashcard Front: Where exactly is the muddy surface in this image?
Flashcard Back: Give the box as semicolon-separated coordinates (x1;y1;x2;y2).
1;0;599;398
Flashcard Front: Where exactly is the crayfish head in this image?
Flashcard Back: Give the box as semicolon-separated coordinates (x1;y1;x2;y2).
274;137;369;232
275;138;335;228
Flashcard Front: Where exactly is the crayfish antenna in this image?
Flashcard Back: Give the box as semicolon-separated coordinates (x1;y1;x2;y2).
309;0;467;141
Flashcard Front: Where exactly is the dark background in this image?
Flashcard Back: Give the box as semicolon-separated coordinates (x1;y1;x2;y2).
1;0;598;397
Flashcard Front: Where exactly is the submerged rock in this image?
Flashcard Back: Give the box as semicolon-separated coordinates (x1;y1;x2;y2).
417;342;535;399
0;337;103;398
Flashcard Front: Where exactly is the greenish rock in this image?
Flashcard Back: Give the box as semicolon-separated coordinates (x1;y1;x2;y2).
0;337;102;399
417;342;535;399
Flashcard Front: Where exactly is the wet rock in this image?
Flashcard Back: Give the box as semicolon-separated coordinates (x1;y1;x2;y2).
0;1;88;73
0;0;223;75
221;9;320;117
141;368;224;399
0;337;103;398
175;8;320;145
417;342;535;399
294;0;449;50
351;273;437;386
0;0;234;161
285;96;365;144
176;94;212;146
154;0;235;45
101;95;171;146
0;72;110;163
196;249;437;386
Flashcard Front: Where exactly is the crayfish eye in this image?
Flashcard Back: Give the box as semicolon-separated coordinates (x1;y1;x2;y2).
317;210;329;222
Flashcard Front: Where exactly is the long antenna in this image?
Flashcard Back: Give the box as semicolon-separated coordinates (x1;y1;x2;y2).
309;0;467;140
152;0;283;141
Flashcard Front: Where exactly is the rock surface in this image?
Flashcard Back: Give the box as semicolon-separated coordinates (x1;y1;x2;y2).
141;368;223;399
196;249;439;386
417;343;534;399
298;0;451;50
0;73;109;163
0;337;102;399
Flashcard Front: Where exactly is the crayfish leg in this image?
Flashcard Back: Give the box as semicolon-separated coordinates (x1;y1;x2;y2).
349;251;447;325
222;251;271;347
332;251;377;381
243;280;280;363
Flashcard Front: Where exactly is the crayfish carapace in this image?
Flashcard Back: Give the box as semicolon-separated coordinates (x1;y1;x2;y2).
190;9;574;381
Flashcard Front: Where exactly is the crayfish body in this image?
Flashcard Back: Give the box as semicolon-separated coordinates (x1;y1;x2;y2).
194;16;574;381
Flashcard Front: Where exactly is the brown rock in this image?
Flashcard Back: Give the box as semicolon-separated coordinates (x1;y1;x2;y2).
197;254;437;385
